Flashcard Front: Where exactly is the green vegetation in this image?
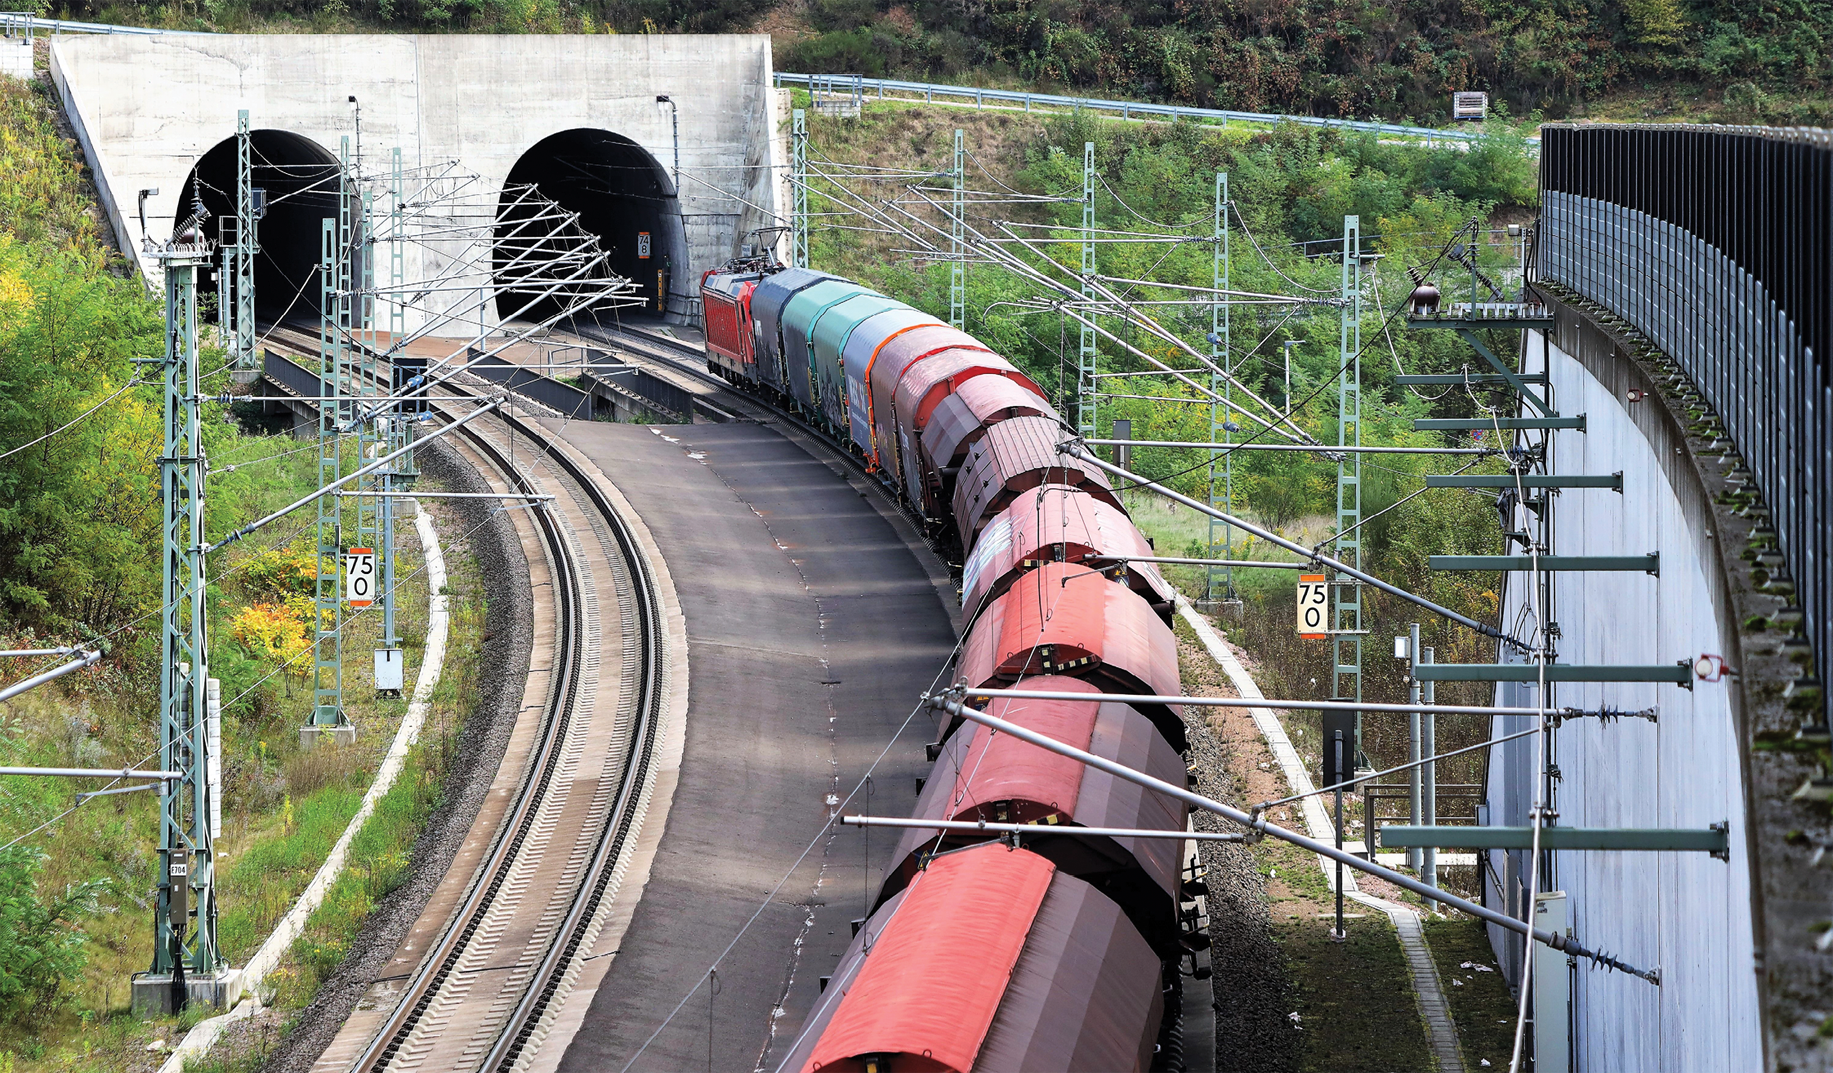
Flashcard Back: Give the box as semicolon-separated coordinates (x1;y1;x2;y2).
52;0;1830;122
1424;915;1520;1069
0;66;480;1073
770;0;1832;123
1280;913;1433;1072
803;106;1517;829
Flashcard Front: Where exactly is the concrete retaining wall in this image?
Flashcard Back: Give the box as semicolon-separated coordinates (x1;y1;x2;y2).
1484;301;1777;1070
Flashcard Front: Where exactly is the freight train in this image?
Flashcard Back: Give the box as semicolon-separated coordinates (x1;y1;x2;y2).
701;260;1208;1073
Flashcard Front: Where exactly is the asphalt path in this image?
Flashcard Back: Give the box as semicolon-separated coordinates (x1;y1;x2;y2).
548;414;960;1073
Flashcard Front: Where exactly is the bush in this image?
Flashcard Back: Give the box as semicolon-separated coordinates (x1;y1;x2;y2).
0;846;100;1027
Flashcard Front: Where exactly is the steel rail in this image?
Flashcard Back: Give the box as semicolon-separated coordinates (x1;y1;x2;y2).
474;387;665;1071
564;319;951;547
263;327;665;1072
348;392;589;1073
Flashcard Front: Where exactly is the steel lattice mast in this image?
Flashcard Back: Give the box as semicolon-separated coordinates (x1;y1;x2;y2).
353;184;381;668
152;222;221;985
791;109;809;269
1207;172;1234;604
378;147;409;679
310;140;353;736
1333;216;1364;765
950;128;965;330
1077;141;1096;436
232;109;259;384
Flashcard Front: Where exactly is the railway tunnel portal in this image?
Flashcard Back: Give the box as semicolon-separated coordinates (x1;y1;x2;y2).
49;33;786;330
496;128;686;321
177;129;344;322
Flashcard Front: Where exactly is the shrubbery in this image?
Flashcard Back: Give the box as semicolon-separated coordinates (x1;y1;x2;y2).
0;847;101;1028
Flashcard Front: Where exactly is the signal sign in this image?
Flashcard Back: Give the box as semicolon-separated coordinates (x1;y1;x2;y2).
344;548;376;608
1297;574;1328;638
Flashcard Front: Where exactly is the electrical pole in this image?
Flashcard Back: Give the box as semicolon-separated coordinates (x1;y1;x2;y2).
791;109;809;270
1333;216;1364;770
354;187;380;682
141;212;223;1013
1207;172;1234;605
1421;644;1438;889
950;128;965;331
232;109;260;385
308;140;354;745
1407;622;1422;872
1077;141;1096;439
377;146;409;693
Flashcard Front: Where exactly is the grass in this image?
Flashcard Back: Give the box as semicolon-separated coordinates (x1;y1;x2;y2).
0;477;463;1070
1279;913;1433;1072
1424;915;1519;1070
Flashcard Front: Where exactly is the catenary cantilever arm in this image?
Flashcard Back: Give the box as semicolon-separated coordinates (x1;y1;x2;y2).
1061;442;1529;652
928;694;1657;983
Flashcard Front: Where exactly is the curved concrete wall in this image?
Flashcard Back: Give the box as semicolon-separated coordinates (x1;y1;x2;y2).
1485;322;1761;1070
49;33;782;325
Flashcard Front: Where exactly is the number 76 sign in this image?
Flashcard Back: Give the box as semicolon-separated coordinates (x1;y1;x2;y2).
1296;574;1328;638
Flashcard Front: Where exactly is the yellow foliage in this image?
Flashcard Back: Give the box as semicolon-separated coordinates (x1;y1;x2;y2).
0;267;31;311
241;542;319;601
232;601;311;678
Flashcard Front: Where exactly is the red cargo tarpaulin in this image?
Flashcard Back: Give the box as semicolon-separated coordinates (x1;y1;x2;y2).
781;843;1163;1073
920;374;1057;477
955;562;1185;750
880;675;1187;950
959;484;1173;621
950;416;1121;543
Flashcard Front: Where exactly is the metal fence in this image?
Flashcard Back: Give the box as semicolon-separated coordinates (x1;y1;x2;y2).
465;350;594;419
775;72;1515;146
1536;124;1832;725
0;11;201;35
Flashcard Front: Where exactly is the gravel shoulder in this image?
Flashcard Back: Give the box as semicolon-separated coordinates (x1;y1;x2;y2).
1179;620;1302;1073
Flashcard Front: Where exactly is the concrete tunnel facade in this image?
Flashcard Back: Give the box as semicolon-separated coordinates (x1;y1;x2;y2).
50;33;788;330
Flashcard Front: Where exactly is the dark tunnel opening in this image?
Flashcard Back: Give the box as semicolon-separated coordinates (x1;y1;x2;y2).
496;129;681;324
178;130;344;325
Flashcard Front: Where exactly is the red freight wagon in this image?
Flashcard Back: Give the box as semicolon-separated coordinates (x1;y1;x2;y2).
880;675;1186;952
955;561;1185;750
960;484;1174;622
778;843;1163;1073
919;374;1057;484
950;415;1122;545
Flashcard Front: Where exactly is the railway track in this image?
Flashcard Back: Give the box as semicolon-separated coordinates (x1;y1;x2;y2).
563;318;949;543
265;330;666;1073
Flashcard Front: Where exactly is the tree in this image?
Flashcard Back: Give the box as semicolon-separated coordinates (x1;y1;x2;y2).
0;846;100;1027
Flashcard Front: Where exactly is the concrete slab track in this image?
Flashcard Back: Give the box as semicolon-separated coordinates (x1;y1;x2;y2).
543;416;958;1073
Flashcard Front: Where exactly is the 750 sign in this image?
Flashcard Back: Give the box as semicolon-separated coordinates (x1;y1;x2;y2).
1296;574;1329;638
343;548;376;608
